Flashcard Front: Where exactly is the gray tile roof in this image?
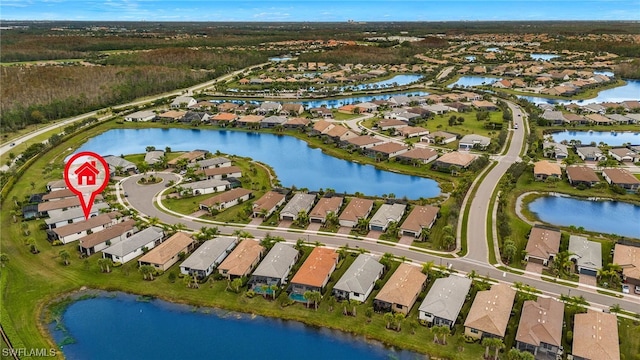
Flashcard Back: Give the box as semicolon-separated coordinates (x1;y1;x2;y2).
180;179;230;191
370;203;406;228
180;237;237;271
569;235;602;271
333;254;384;295
419;275;472;323
194;157;231;168
280;193;316;217
251;242;299;279
102;226;164;257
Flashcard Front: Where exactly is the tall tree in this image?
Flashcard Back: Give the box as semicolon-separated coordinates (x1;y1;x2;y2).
59;249;70;266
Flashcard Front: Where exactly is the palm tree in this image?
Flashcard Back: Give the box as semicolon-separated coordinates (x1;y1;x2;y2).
433;325;450;345
59;249;70;266
310;291;322;310
269;284;278;300
422;261;434;275
27;238;38;254
324;211;339;229
0;253;9;268
442;235;455;250
326;296;336;312
491;338;505;360
231;278;243;293
503;238;517;264
97;258;113;273
303;290;313;308
394;313;405;331
139;265;155;281
356;217;369;232
383;312;395;329
482;338;496;359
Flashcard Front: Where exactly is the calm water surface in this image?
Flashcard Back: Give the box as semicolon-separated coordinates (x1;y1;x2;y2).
530;53;560;61
447;76;499;88
75;129;440;199
50;293;423;360
520;79;640;104
528;195;640;239
549;131;640;146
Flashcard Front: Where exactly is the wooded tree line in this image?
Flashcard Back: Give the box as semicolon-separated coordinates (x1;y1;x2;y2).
297;44;431;65
101;48;268;70
541;39;640;58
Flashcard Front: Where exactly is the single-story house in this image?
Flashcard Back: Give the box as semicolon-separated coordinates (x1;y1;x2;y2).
345;135;385;149
586;113;613;125
280;103;304;116
515;297;564;358
157;110;186;122
543;142;569;160
609;147;639;163
464;283;516;340
279;193;316;221
252;191;286;218
396;148;438;165
332;254;384;302
400;205;439;238
50;212;119;244
45;203;110;229
290;247;339;298
459;134;491;150
576;146;606;162
167;150;208;167
249;242;299;289
199;188;252;212
568;235;602;276
533;161;562;181
369;203;406;232
338;198;374;228
566;166;600;187
423;104;451;115
367;143;409;159
397;126;429;138
255;102;283;115
309;107;333;119
102;226;164;264
418;275;472;328
602;168;640;191
38;197;82;215
311;119;334;135
373;263;427;315
124;110;156;122
284;117;310;129
432;151;477;170
42;188;77;202
471;100;498;111
389;95;412;106
525;227;561;266
236;115;265;127
138;232;195;271
46;179;68;192
613;243;640;287
198;166;242;180
541;110;566;125
573;311;620;360
190;157;232;170
181;179;230;196
218;239;265;279
104;155;138;173
309;197;343;223
378;119;408;130
144;150;165;165
79;219;136;257
422;131;457;145
261;115;288;128
210;112;238;125
180;237;238;279
170;96;197;109
324;125;358;142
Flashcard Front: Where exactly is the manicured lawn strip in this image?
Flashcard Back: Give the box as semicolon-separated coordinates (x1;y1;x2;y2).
619;317;640;360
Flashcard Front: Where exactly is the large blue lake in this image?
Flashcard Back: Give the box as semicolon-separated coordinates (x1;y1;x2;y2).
447;76;499;88
548;131;640;146
50;293;422;360
528;195;640;239
75;128;440;199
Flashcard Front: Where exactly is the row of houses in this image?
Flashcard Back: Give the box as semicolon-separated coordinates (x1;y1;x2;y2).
539;101;640;119
533;161;640;191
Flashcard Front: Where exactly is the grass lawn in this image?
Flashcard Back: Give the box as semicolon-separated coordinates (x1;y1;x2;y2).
420;110;505;140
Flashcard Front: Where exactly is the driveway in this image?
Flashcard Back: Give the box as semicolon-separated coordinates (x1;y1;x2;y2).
398;235;415;246
306;222;322;232
579;274;597;287
525;262;544;275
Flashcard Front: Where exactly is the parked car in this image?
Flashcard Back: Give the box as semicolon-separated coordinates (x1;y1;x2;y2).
622;284;630;294
635;285;640;294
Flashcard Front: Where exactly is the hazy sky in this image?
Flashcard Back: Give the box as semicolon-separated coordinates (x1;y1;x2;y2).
2;0;639;21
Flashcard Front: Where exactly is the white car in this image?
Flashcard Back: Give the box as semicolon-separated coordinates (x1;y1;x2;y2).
622;284;630;294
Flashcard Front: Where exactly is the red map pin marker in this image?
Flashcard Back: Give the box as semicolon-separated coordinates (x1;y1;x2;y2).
64;151;110;220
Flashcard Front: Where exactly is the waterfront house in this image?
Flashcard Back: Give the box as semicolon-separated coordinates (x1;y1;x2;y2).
210;112;238;126
613;244;640;287
104;155;138;173
279;193;316;221
338;198;374;228
609;147;639;163
396;148;438;165
260;115;288;128
464;283;516;340
572;310;620;360
252;191;286;218
309;197;343;224
170;96;197;109
290;247;339;298
249;242;299;288
138;232;195;271
575;146;605;162
218;239;265;279
190;157;232;170
422;131;457;145
180;179;230;196
432;151;477;170
367;143;409;160
255;102;282;115
369;203;406;232
198;165;242;180
309;107;333;119
345;136;384;150
525;227;561;266
602;168;640;191
50;212;118;244
180;237;238;279
311;119;334;135
533;161;562;181
568;235;602;276
158;110;187;122
373;263;426;315
515;297;564;358
541;110;566;125
400;205;439;238
124;110;156;122
78;219;136;257
284;117;310;130
324;125;358;142
144;150;165;165
418;275;472;328
332;254;384;302
458;134;491;151
45;203;109;230
236;115;264;127
102;226;164;264
199;188;252;212
167;150;208;167
566;166;600;187
280;103;304;116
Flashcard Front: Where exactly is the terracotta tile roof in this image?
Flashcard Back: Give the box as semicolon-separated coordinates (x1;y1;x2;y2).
309;197;343;219
464;283;516;338
525;227;561;260
211;112;237;121
38;196;103;213
313;120;334;133
397;126;428;136
613;244;640;281
291;247;338;288
573;310;620;360
400;205;439;233
435;151;476;168
285;117;310;126
346;136;384;147
167;150;207;165
369;142;408;154
138;232;194;266
378;119;407;128
325;125;351;138
79;219;136;249
200;188;252;208
238;115;264;123
338;198;374;222
374;263;427;308
603;168;640;185
52;213;114;238
42;189;76;201
398;148;438;161
158;110;186;119
515;297;564;348
533;161;562;177
253;191;285;213
566;166;599;183
217;239;265;277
